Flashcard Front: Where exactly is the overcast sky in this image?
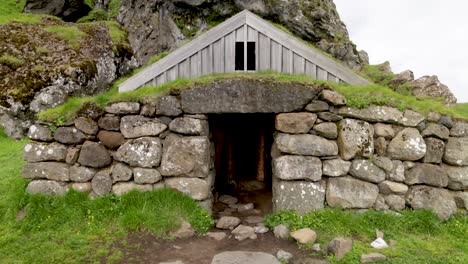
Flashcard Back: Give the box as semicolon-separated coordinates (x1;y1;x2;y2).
334;0;468;103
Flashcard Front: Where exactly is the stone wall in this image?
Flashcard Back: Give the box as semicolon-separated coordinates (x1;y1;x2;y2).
22;81;468;219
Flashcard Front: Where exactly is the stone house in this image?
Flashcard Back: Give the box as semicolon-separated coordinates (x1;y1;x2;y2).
22;10;467;219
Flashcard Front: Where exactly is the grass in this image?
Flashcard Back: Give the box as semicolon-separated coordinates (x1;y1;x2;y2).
0;54;25;68
108;0;121;20
45;25;86;49
0;129;214;263
0;0;44;25
39;72;468;125
147;51;169;66
265;209;468;264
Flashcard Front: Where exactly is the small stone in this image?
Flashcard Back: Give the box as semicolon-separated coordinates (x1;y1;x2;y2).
91;170;112;196
275;133;338;157
112;182;152;196
370;238;388;249
231;225;256;241
97;131;125;149
384;194;406;211
54;127;88;144
23;142;67;163
105;102;140;114
320;90;346;105
372;156;394;173
276;250;293;261
66;147;80;164
218;195;238;205
405;163;448;187
313;122;338;139
71;182;92;193
398;110;425;127
237;203;254;213
438;115;453;129
26;180;69;196
78;141;111;168
422;124;450;139
27;124;53;141
111;162;133;182
305;100;329;112
211;251;279;264
98;115;120;131
337;119;374;160
22;162;70;181
205;232;226;241
326;177;379;209
169;117;209;135
171;220;195;238
312;243;321;252
450;122;468;137
156;96;182;116
74;117;99;135
350;160;386;183
442;164;468;190
140;104;156;117
361;253;387;263
323;158;351;177
290;228;317;244
275;113;317;134
120;115;167;138
165;177;210;200
373;123;395;139
387;128;426;161
423;137;445;164
318;112;343;122
115;137;162;168
254;224;269;234
216;216;241;230
387;160;405;182
378;181;408;195
427;112;441;122
244;216;263;225
133;167;161;184
70;166;96;182
374;137;388;156
444;137;468;166
274;224;290;240
327;237;353;259
273;155;322;181
374;195;389;211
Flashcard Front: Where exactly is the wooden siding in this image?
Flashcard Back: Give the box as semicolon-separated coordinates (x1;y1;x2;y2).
119;10;369;92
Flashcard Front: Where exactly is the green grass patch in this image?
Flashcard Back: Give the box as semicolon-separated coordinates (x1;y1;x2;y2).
0;133;213;262
0;0;45;25
77;8;109;23
104;20;126;46
45;25;86;49
0;54;25;68
39;72;468;125
108;0;121;19
0;0;26;16
147;51;169;66
265;209;468;264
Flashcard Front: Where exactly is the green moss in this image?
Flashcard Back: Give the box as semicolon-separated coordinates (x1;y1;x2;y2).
0;0;27;16
35;46;50;54
147;51;169;66
0;55;24;69
77;8;108;23
45;25;86;50
361;63;395;86
108;0;121;19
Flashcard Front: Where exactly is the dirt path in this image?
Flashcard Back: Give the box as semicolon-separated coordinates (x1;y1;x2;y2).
113;231;325;264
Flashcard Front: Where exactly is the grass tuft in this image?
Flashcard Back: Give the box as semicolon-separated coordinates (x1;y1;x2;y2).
0;54;25;68
45;25;86;49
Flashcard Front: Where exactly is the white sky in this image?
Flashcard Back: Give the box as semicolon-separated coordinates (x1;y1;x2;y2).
334;0;468;103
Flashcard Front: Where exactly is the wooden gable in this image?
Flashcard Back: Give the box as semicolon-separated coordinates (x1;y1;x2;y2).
119;10;370;93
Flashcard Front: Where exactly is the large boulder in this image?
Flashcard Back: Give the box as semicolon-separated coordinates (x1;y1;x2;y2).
133;168;162;184
23;0;92;22
406;186;457;220
398;110;425;127
275;113;317;134
349;160;386;183
77;141;112;168
91;170;113;196
181;79;319;114
273;180;326;214
156;96;182;116
115;137;162;168
169;117;209;135
23;142;67;162
337;119;374;160
326;177;379;209
421;124;450;140
405;163;448;187
27;124;53;142
410;75;457;104
70;166;96;182
26;180;69;196
22;162;70;181
275;133;338;156
165;177;210;200
387;128;426;161
441;164;468;190
120;115;167;138
337;106;403;123
160;135;210;178
450;122;468;137
444;137;468;166
273;155;322;181
74;117;99;135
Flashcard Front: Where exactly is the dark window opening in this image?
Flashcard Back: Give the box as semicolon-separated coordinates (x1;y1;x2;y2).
235;42;244;70
247;42;256;70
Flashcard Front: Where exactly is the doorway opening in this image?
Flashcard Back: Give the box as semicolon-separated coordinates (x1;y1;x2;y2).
210;114;275;216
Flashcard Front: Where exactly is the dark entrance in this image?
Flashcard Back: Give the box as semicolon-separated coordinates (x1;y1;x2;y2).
210;114;275;215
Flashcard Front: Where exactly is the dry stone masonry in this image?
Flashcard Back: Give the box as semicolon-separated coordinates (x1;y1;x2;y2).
22;79;468;220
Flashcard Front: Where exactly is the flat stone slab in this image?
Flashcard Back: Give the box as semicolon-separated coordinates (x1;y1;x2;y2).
211;251;280;264
181;79;319;114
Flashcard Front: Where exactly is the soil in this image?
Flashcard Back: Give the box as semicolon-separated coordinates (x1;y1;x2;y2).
113;232;324;264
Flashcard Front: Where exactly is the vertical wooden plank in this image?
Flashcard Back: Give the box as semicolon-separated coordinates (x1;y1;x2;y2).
156;72;167;86
235;26;245;42
213;38;225;73
247;26;258;42
282;46;292;74
305;60;317;79
224;31;235;73
258;33;270;71
327;73;340;83
243;24;247;72
167;65;178;82
293;53;305;75
271;40;282;72
178;59;190;79
201;46;213;75
317;67;328;81
190;52;201;78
